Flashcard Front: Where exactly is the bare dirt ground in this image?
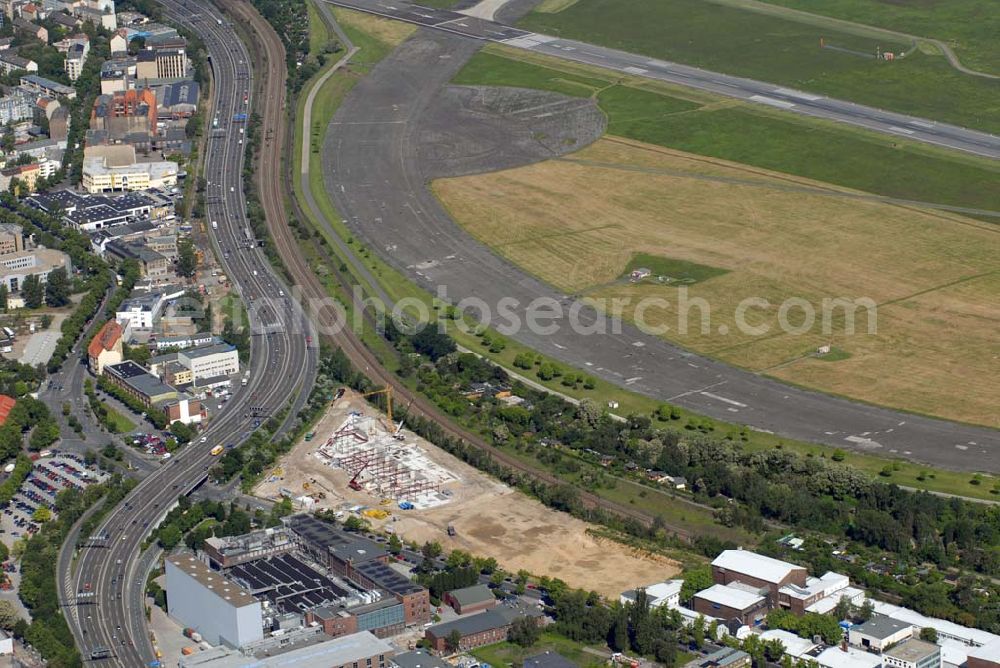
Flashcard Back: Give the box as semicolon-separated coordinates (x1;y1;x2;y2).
254;390;678;597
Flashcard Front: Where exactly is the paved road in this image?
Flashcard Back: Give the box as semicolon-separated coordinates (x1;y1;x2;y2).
59;0;318;664
319;18;999;471
325;0;1000;159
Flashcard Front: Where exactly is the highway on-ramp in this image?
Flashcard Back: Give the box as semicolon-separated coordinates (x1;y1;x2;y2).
325;0;1000;160
58;0;317;664
317;7;999;471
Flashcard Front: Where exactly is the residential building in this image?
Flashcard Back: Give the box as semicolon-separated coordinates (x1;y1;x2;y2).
711;550;808;601
620;580;682;610
849;617;914;652
49;11;81;30
87;319;123;374
0;246;71;292
0;52;37;74
684;647;751;668
13;16;46;42
99;58;131;94
0;88;34;124
20;74;76;99
164;554;263;648
692;584;768;627
882;639;941;668
0;162;40;193
109;28;128;55
64;41;88;80
0;223;23;255
443;584;495;615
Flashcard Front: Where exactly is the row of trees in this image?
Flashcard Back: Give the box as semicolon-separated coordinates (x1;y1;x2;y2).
15;474;134;667
370;322;1000;633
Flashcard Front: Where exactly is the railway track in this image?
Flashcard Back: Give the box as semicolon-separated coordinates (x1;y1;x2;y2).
221;0;687;539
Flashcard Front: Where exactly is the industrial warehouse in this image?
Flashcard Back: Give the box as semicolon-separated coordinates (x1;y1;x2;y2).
168;513;431;652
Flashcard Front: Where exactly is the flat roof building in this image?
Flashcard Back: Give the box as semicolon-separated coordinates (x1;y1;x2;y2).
693;584;768;627
165;554;263;648
178;630;394;668
848;616;914;652
620;580;682;610
883;639;941;668
968;639;1000;668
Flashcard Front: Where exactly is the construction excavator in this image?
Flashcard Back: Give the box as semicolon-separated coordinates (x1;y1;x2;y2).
348;461;370;491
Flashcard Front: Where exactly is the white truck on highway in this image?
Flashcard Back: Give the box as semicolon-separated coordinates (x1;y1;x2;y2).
212;220;218;230
241;370;250;387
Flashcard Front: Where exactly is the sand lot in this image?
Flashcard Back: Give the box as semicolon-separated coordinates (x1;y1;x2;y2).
254;390;678;597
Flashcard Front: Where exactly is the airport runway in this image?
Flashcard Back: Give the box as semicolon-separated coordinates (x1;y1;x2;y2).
326;0;1000;160
320;22;999;471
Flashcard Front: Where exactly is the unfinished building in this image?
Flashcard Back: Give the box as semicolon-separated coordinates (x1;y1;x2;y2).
316;414;457;508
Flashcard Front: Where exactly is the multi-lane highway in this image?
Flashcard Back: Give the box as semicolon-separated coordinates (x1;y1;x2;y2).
326;0;1000;160
58;1;317;664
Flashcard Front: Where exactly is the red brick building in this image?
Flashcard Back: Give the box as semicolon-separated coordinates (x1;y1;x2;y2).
711;550;807;601
443;584;496;615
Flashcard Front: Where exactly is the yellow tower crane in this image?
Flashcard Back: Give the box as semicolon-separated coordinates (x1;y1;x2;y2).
360;386;394;426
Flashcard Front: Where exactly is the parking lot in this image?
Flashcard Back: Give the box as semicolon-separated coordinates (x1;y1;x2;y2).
0;454;108;541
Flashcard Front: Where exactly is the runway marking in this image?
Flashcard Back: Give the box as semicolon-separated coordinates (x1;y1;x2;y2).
955;444;969;450
700;392;747;408
889;125;915;135
910;120;935;128
774;87;822;101
625;376;642;384
845;435;882;448
749;95;796;109
623;66;647;75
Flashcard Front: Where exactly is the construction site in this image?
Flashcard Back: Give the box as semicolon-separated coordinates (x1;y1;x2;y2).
254;390;680;598
314;389;458;510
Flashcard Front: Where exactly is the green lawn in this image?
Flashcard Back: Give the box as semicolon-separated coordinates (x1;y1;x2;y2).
453;49;1000;215
622;253;729;285
105;406;135;433
517;0;1000;133
471;633;608;668
758;0;1000;75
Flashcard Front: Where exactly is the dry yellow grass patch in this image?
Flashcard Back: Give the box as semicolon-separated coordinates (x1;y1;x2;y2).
333;7;416;46
432;138;1000;425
